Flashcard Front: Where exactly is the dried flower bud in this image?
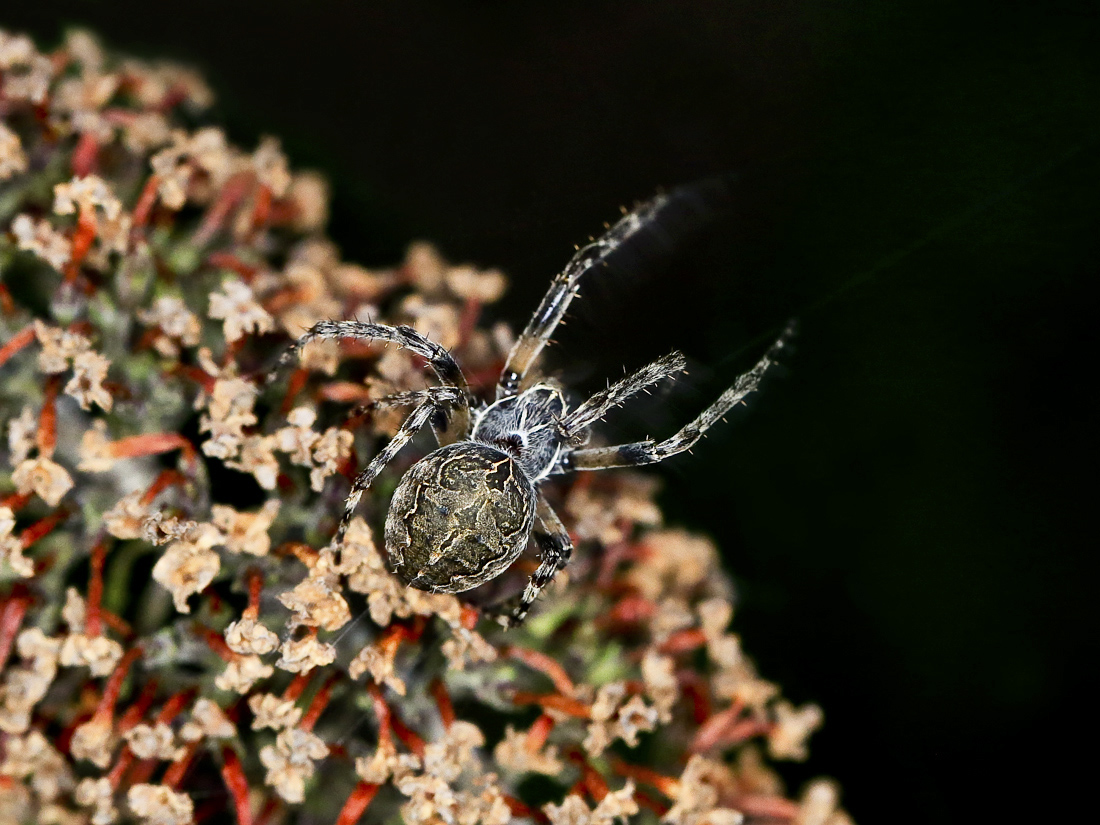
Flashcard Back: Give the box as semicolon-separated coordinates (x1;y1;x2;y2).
276;635;336;674
127;784;194;825
214;655;273;694
225;616;279;656
248;693;302;731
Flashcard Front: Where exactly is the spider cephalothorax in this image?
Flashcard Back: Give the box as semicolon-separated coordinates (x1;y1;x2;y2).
273;191;792;626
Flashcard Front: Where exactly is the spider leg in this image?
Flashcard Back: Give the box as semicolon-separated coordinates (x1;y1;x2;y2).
334;401;436;545
562;323;794;471
485;494;574;628
557;350;687;440
270;320;471;444
496;194;670;399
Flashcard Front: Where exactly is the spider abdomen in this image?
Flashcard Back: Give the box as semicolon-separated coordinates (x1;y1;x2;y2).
383;442;537;593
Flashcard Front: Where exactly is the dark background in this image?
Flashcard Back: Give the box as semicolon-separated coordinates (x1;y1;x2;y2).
6;2;1097;822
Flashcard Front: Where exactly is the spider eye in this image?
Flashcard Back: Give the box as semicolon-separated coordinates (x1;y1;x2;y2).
495;433;525;457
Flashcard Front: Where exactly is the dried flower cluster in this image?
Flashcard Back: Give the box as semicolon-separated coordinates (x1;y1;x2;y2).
0;27;853;825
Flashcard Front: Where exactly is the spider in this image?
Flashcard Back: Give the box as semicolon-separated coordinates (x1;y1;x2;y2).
272;192;792;627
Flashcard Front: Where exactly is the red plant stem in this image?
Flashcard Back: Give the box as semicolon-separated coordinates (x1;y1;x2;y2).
335;781;380;825
367;683;393;746
280;368;309;415
282;673;311;703
457;297;481;348
610;758;679;797
100;609;133;638
300;673;340;732
677;670;712;725
731;795;801;820
221;746;254;825
250;184;272;232
157;688;199;724
510;691;590;719
37;375;61;455
505;645;576;696
460;604;480;630
64;206;98;283
602;594;657;626
526;713;556;752
117;679;160;731
254;797;281;825
195;172;250;246
0;325;35;368
71;131;99;176
0;492;31;511
430;679;455;729
207;251;259;282
141;469;187;506
0;285;15;315
162;742;199;788
94;646;143;721
85;537;109;637
504;795;550;824
659;627;708;655
19;509;69;550
690;701;745;753
0;589;30;673
570;754;609;801
106;432;197;463
193;624;236;662
244;568;264;619
174;364;217;394
390;713;426;759
131;174;160;228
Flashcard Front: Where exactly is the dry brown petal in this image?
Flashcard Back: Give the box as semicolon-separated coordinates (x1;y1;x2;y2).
103;491;151;540
348;641;406;695
152;537;221;614
308;427;353;491
211;500;280;556
493;725;563;775
225;434;280;490
7;406;37;466
12;456;73;506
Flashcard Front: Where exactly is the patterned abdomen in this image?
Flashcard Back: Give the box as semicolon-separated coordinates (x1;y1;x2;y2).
383;442;537;593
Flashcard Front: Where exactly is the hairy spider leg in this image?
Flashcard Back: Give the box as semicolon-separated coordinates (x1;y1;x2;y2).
564;323;795;471
270;320;472;445
334;401;437;545
496;194;670;400
485;494;575;628
557;350;688;440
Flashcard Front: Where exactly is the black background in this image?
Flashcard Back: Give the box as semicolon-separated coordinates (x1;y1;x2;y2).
5;2;1098;823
